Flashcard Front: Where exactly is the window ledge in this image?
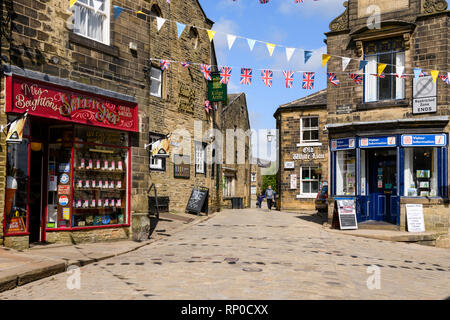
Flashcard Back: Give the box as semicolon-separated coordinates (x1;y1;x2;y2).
69;32;119;57
297;142;322;147
296;194;316;199
357;99;409;111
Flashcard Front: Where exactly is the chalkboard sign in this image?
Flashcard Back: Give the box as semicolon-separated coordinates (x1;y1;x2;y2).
336;198;358;230
186;187;209;215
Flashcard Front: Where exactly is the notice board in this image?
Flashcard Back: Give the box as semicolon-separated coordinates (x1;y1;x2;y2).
186;187;209;215
406;204;425;232
336;198;358;230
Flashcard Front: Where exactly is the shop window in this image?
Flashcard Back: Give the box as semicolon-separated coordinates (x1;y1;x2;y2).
301;117;319;143
149;134;166;171
336;150;356;196
73;0;110;45
195;142;206;174
300;166;320;197
364;37;405;102
404;148;438;197
150;66;163;98
4;139;29;234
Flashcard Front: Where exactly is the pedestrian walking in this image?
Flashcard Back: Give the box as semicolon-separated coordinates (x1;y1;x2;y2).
257;193;265;208
265;186;275;211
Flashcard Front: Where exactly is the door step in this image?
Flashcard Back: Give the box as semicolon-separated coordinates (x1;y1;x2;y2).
358;220;399;231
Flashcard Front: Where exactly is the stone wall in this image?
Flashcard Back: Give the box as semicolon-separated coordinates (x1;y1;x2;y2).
45;227;130;244
277;108;329;212
221;93;251;208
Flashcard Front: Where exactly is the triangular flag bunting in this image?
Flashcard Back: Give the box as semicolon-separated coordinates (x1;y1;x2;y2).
304;51;313;64
359;60;368;70
137;11;145;16
285;48;295;62
70;0;78;8
113;6;124;19
227;34;237;50
413;68;422;79
93;0;102;13
266;43;276;56
430;70;439;83
322;54;331;68
396;66;405;78
176;22;186;39
156;17;166;31
247;39;256;51
377;63;387;76
342;57;351;71
207;30;216;42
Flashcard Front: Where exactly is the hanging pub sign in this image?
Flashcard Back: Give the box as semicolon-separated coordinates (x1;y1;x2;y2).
208;73;227;102
151;135;171;158
5;76;138;132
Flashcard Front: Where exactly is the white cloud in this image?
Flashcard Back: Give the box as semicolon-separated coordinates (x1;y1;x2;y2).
278;0;347;17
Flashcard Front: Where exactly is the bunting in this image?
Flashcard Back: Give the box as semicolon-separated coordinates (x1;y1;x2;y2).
181;62;190;68
200;64;212;80
93;0;103;13
70;0;78;8
304;51;313;64
413;68;422;79
322;54;331;68
350;73;363;85
377;63;387;76
240;68;252;85
283;70;294;88
261;70;273;87
328;73;340;87
156;17;166;32
359;60;368;71
342;57;351;71
266;43;276;57
113;5;124;19
160;60;170;71
176;22;186;38
220;66;232;85
440;73;450;84
302;72;315;90
247;39;256;51
430;70;439;83
227;34;237;50
207;30;216;42
285;48;295;62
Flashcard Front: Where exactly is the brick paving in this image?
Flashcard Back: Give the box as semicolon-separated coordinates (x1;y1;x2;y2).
1;208;449;300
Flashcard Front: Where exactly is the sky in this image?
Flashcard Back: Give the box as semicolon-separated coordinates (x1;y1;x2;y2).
196;0;347;159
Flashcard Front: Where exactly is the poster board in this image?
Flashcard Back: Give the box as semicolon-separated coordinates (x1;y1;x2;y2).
336;198;358;230
406;204;425;232
186;187;209;215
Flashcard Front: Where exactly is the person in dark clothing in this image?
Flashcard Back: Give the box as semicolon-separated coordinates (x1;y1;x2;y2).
265;186;275;211
257;193;265;208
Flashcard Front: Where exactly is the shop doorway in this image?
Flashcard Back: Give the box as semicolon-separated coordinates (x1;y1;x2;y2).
29;141;45;243
367;148;399;224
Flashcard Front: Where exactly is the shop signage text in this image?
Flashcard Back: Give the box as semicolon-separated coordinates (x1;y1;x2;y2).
6;76;138;132
413;76;437;115
401;134;447;147
359;136;396;148
331;138;355;151
208;73;227;102
293;147;325;160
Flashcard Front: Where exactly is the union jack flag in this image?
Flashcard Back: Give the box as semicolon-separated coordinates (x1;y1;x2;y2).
282;70;294;88
371;73;386;78
220;66;232;85
350;73;363;85
181;62;190;68
200;64;212;80
160;60;170;71
259;0;269;3
261;70;273;87
240;68;252;85
396;73;407;79
419;71;429;77
204;100;212;113
440;74;450;84
302;72;315;90
295;0;304;3
327;73;340;87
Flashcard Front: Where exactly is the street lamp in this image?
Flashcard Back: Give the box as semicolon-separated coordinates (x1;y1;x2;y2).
267;130;275;159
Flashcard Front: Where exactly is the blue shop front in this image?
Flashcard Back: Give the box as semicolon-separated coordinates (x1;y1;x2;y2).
330;134;448;226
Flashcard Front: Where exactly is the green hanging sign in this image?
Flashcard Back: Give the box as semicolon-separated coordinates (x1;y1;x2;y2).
208;73;227;102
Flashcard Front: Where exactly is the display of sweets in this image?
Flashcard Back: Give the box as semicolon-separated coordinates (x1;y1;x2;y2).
97;199;102;207
118;160;123;170
117;180;122;188
109;180;114;188
88;158;93;169
84;180;90;188
111;160;115;171
103;180;109;188
76;199;82;208
92;179;96;188
83;199;89;208
111;199;115;207
97;180;102;188
104;159;109;170
96;158;101;170
80;158;85;169
117;199;122;207
77;180;83;188
104;199;109;207
91;198;96;208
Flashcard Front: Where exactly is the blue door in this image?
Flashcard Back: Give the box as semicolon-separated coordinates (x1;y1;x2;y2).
368;149;398;223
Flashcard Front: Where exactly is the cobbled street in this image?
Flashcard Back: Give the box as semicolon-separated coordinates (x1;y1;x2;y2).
1;209;449;300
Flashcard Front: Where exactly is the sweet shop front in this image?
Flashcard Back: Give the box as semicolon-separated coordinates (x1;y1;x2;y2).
3;75;138;248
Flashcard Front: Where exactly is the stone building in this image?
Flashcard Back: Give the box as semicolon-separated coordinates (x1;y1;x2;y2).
325;0;449;237
221;93;252;209
274;89;329;211
250;160;263;208
0;0;221;249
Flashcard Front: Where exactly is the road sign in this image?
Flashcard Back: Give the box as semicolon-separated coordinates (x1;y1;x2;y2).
413;76;437;114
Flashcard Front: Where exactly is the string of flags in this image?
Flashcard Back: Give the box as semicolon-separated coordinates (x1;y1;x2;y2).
68;1;449;83
101;3;450;79
150;57;450;90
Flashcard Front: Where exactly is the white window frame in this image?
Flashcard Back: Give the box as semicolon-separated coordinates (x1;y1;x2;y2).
149;135;165;171
150;67;163;98
251;173;256;182
297;166;319;198
298;116;321;147
223;176;234;197
404;147;438;197
74;0;110;45
195;142;206;174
